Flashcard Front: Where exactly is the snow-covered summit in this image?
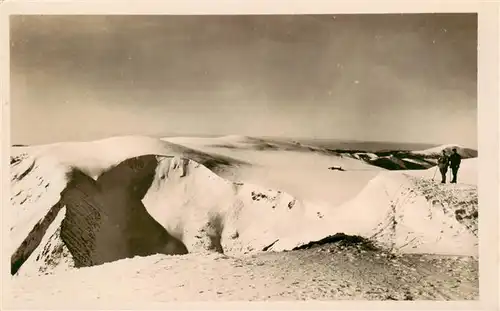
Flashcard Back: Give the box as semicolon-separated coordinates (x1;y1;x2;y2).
412;144;478;158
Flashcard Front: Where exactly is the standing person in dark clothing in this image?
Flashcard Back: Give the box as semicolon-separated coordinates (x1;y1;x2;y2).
448;148;462;183
437;150;449;183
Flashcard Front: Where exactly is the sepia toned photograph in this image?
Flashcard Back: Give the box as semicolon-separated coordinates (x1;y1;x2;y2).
3;5;495;308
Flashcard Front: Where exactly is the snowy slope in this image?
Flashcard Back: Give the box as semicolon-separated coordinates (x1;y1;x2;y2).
16;207;75;277
409;158;477;185
8;136;244;275
31;135;245;177
143;156;330;255
9;153;68;269
163;135;384;206
266;170;477;257
8;136;478;278
336;172;477;256
164;135;337;154
412;144;478;158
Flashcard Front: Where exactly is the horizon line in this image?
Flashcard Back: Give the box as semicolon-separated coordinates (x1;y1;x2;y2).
10;133;477;150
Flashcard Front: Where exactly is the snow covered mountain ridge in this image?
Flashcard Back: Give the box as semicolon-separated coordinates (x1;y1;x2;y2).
9;136;478;277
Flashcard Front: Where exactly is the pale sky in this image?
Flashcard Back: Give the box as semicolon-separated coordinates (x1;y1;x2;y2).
11;14;477;147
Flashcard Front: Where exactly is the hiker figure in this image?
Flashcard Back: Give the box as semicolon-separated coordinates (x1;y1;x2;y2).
437;150;449;183
448;148;462;183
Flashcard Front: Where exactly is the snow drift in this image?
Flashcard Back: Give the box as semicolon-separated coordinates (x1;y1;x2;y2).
9;136;478;277
325;172;477;256
142;155;331;255
59;157;188;268
9;136;244;275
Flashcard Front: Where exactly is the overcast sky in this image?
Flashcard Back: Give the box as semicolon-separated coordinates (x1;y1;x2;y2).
11;14;477;147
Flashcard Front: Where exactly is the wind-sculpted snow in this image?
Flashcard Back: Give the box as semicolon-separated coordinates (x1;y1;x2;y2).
8;136;478;278
59;156;188;268
11;201;65;275
142;156;330;255
10;152;328;275
324;172;478;257
35;135;248;178
140;155;477;257
16;208;75;277
10;154;69;275
9;136;244;275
